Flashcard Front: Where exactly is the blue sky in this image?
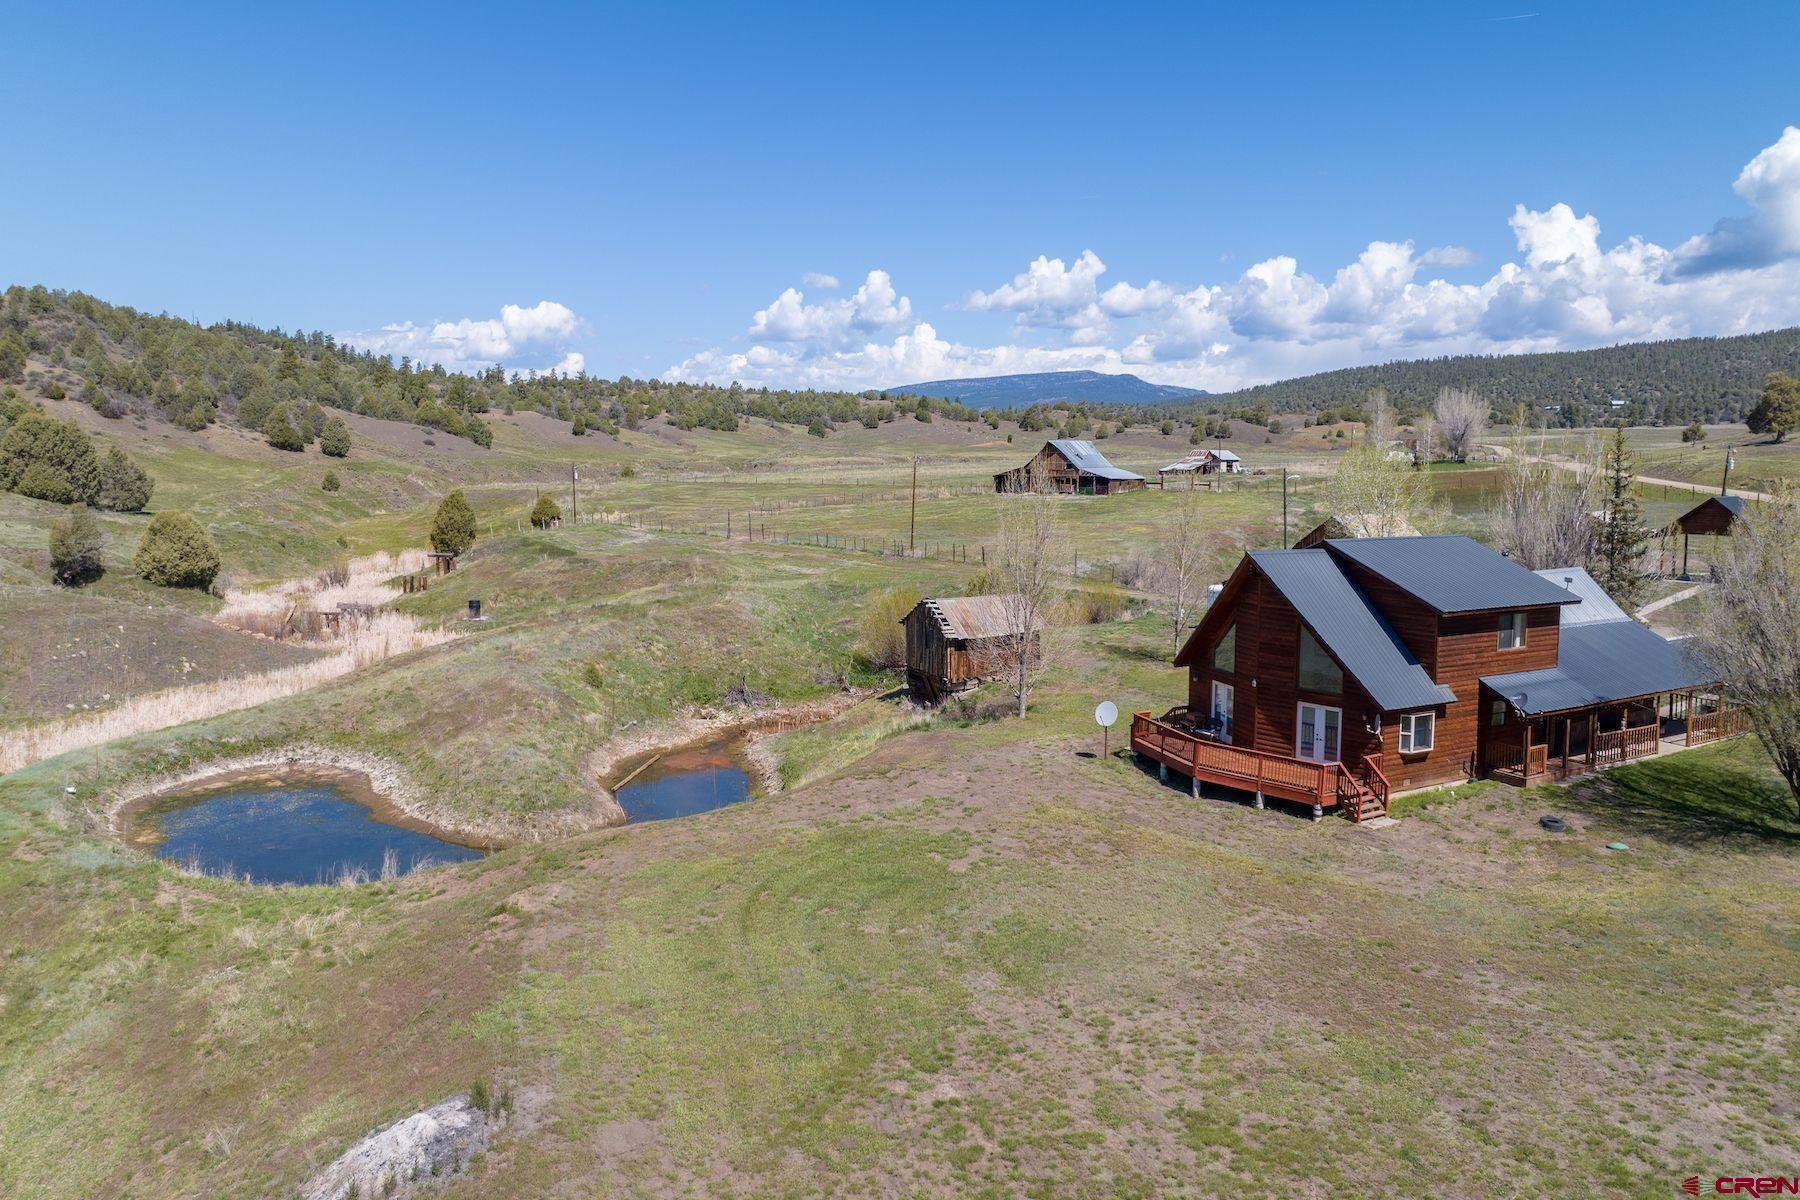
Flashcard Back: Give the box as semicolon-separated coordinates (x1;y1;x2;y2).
4;1;1798;392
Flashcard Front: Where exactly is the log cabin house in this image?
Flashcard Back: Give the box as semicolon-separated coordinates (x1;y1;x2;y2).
902;594;1036;703
1131;535;1744;822
995;439;1146;495
1292;513;1419;548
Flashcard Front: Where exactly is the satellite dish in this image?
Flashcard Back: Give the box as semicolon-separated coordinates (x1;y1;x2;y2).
1094;701;1119;728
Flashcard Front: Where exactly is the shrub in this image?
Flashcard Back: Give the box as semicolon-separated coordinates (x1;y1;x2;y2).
319;417;351;458
857;586;921;669
49;506;103;586
96;445;153;512
430;489;478;555
321;469;341;492
1064;577;1127;624
529;494;560;528
44;381;65;400
134;511;221;589
0;410;100;503
571;412;587;436
17;461;76;503
264;403;305;451
1681;421;1706;443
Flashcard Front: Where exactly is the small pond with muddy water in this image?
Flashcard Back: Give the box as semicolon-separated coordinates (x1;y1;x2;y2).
611;737;756;823
126;767;486;885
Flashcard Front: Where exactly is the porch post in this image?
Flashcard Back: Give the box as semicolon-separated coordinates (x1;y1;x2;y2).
1560;716;1569;773
1521;718;1531;780
1158;762;1168;784
1587;710;1596;767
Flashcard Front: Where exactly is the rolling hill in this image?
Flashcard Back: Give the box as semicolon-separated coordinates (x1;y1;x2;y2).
884;369;1205;409
1197;327;1800;426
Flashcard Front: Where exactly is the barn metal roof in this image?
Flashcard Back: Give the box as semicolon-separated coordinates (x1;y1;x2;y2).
1533;566;1629;625
913;594;1031;641
1482;621;1716;716
1212;449;1242;462
1158;451;1212;473
1325;535;1580;614
1250;549;1456;712
1048;439;1144;481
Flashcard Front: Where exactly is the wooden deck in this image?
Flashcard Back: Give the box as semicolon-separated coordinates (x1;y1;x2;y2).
1484;705;1750;786
1130;710;1389;822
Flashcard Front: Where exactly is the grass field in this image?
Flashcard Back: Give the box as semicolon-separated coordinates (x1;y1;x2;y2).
1;404;1796;1198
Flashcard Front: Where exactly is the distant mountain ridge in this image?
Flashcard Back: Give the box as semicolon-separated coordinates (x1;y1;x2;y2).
1198;328;1800;426
886;370;1204;409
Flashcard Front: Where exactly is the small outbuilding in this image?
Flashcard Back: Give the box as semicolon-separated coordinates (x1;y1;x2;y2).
995;439;1145;495
902;594;1037;703
1159;448;1243;481
1667;494;1746;577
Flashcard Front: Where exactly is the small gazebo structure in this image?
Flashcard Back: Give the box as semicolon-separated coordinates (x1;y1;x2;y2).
1668;495;1745;577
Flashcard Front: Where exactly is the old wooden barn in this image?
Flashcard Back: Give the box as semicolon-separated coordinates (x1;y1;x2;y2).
994;439;1146;495
902;594;1035;702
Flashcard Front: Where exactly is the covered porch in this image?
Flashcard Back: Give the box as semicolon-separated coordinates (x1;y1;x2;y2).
1130;708;1390;822
1480;688;1749;786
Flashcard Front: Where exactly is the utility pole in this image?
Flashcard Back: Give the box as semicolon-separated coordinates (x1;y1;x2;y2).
570;464;578;525
1720;447;1735;496
1281;467;1289;548
909;455;920;554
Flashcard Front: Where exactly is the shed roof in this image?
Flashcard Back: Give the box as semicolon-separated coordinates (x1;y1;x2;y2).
1325;535;1579;614
1158;450;1213;473
1212;449;1242;462
1676;494;1746;522
1048;439;1144;481
1249;549;1456;712
1482;621;1715;715
911;594;1031;641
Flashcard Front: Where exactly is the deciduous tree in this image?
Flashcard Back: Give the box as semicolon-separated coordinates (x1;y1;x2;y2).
994;459;1060;719
1696;484;1800;811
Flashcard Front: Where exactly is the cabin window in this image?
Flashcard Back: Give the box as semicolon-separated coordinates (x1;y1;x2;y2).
1297;627;1342;694
1498;611;1526;650
1490;699;1507;727
1212;624;1236;673
1210;681;1234;743
1399;712;1435;754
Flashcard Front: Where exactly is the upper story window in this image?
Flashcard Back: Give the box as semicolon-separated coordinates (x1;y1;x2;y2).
1498;611;1526;650
1212;624;1236;673
1298;627;1342;694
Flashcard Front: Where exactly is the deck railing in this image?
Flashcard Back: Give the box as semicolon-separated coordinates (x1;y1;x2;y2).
1132;710;1355;813
1483;740;1549;779
1687;706;1750;746
1594;723;1661;767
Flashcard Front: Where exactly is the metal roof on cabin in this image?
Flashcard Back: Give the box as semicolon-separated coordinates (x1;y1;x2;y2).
1249;549;1456;712
1482;621;1715;716
913;594;1031;641
1325;535;1580;614
1047;439;1145;481
1533;566;1629;625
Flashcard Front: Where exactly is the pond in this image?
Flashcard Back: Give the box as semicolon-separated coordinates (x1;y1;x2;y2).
128;769;485;885
614;739;754;822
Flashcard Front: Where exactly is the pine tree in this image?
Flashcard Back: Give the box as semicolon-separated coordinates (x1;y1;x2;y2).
134;511;220;589
96;446;153;511
529;493;560;528
430;489;478;555
1595;424;1651;609
319;416;351;457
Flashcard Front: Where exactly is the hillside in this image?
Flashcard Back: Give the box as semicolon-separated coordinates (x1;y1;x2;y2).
885;369;1204;408
1198;327;1800;426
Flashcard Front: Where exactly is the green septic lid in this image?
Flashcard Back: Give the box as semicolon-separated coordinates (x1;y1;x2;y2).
1606;842;1630;852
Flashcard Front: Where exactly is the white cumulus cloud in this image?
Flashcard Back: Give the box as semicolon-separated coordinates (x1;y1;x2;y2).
801;271;840;289
342;300;584;375
669;128;1800;394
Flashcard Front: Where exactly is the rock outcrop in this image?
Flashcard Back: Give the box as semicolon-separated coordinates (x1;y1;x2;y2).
301;1096;488;1200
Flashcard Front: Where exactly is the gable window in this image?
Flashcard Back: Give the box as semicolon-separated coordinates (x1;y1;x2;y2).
1297;627;1342;694
1399;712;1436;754
1212;624;1236;673
1498;611;1526;650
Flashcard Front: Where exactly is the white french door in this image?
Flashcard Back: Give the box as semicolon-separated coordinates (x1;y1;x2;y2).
1295;703;1342;763
1210;681;1234;743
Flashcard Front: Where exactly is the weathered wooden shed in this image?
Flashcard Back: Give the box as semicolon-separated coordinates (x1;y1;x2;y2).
902;594;1035;703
